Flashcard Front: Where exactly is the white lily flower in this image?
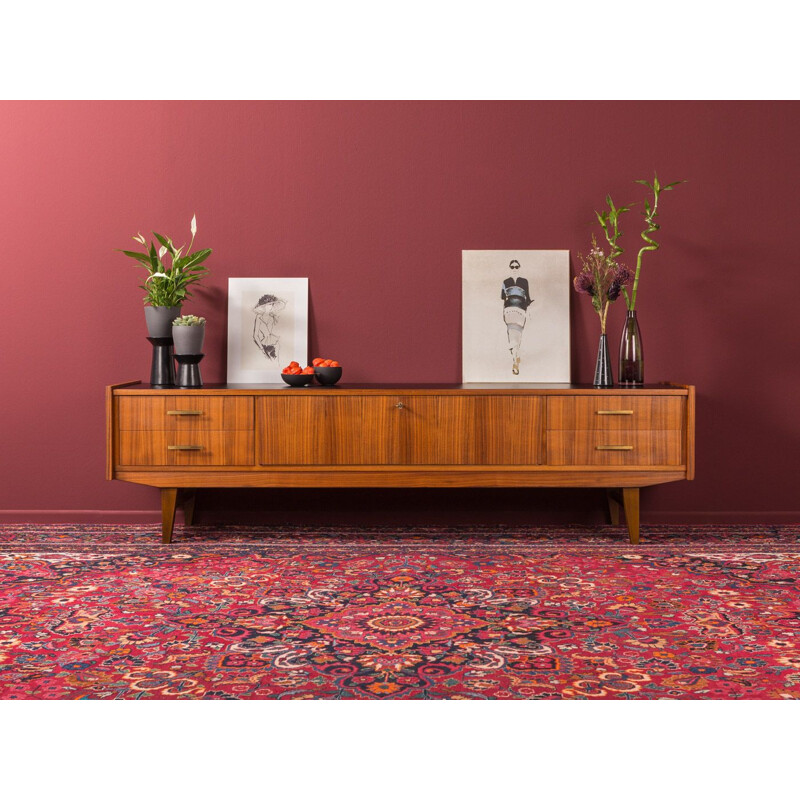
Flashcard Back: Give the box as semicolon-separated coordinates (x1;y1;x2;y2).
133;233;146;245
190;214;197;235
146;273;170;282
159;246;167;259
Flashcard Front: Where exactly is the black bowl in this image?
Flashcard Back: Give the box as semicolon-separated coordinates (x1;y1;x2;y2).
314;366;342;385
281;372;315;386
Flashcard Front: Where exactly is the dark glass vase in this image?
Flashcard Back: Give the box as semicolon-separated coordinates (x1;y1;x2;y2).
593;333;613;388
619;310;644;385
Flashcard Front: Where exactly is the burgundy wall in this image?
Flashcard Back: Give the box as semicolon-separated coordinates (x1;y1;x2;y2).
1;101;798;525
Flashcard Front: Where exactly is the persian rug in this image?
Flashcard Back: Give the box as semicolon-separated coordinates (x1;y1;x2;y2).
0;524;799;700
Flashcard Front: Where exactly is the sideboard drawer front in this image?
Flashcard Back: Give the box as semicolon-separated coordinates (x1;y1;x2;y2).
119;430;255;466
547;430;683;466
258;395;543;466
118;396;253;431
259;396;395;465
455;396;543;466
547;396;684;431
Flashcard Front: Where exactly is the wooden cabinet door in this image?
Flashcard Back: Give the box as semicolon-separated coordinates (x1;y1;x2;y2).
399;395;543;465
258;394;543;466
259;396;399;465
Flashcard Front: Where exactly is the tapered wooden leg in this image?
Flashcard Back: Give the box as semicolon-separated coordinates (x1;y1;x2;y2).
161;488;178;544
606;489;622;525
182;490;196;526
621;488;640;545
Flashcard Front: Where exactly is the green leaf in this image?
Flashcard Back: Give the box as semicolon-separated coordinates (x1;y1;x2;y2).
148;242;161;271
178;248;212;270
119;249;153;267
653;175;661;192
153;232;177;257
634;179;650;187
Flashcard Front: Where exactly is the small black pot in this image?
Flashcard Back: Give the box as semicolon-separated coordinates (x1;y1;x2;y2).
314;366;342;385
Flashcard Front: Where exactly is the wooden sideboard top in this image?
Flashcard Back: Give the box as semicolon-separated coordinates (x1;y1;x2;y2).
111;381;692;396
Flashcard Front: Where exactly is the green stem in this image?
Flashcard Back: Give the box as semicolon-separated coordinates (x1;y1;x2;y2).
628;184;661;311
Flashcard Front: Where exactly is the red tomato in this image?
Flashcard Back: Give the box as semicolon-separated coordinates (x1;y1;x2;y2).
330;360;340;367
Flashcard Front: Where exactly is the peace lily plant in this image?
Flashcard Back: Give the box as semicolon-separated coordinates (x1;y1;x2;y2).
119;215;211;308
119;215;212;338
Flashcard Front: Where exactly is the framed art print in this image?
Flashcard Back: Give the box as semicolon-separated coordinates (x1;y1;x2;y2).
462;250;570;383
227;277;309;383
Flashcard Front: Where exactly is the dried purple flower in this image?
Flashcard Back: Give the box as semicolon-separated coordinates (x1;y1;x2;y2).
574;273;595;296
614;264;633;285
575;236;630;333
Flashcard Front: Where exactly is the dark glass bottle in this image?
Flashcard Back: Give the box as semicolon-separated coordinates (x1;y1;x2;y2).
619;310;644;385
593;334;613;388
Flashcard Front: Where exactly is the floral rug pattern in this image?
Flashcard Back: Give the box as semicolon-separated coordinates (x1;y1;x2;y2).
1;524;799;699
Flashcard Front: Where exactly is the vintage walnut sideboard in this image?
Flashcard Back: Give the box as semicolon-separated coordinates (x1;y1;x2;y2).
106;382;695;544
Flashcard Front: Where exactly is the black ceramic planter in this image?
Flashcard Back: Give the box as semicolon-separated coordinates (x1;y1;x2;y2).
147;336;176;387
175;353;204;388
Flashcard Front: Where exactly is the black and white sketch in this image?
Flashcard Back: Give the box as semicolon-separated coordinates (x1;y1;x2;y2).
252;293;287;362
227;278;308;383
462;250;570;383
501;259;534;375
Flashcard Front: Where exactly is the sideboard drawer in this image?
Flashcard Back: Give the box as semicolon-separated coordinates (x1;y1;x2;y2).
547;396;684;431
257;395;543;466
547;430;683;466
118;396;253;431
119;430;255;466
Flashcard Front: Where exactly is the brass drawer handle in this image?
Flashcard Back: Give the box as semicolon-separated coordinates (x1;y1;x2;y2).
395;402;405;409
596;409;634;415
167;410;203;416
167;445;203;451
596;445;634;451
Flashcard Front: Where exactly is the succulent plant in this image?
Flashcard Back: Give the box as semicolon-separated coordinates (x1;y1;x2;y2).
172;315;206;326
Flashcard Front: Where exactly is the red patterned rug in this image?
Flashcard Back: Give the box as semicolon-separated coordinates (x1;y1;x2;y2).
1;524;799;699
